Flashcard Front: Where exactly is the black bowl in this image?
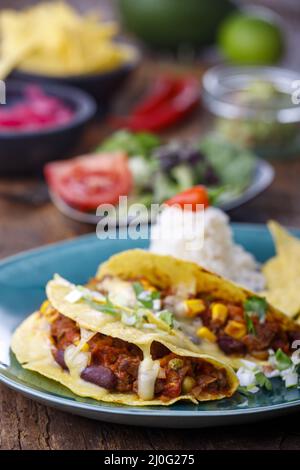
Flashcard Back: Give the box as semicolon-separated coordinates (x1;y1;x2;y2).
11;53;139;111
0;80;96;175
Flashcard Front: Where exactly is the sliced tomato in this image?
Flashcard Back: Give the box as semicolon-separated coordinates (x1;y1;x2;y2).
165;186;209;211
44;152;133;211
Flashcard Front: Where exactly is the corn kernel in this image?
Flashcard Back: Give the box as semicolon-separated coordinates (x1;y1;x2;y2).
74;339;80;346
196;326;217;343
47;314;58;324
212;303;228;323
182;376;196;393
80;343;89;352
224;320;246;339
140;278;156;292
185;299;206;317
40;300;50;314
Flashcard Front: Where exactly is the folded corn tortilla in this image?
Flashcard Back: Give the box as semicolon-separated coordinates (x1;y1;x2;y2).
11;275;238;405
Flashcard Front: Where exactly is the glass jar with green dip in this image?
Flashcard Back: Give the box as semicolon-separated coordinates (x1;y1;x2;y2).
202;66;300;159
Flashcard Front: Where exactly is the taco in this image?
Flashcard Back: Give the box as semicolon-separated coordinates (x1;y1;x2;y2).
95;250;300;368
11;275;238;405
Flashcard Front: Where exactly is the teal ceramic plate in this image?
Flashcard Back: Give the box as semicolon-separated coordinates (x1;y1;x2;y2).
0;223;300;428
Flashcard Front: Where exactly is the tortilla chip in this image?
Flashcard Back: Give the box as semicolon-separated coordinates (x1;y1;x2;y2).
263;284;300;320
263;221;300;318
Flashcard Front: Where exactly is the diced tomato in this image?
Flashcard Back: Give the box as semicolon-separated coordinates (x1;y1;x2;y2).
44;152;133;211
165;186;209;211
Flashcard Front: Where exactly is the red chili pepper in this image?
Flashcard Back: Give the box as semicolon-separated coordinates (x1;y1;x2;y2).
132;76;178;116
110;76;200;132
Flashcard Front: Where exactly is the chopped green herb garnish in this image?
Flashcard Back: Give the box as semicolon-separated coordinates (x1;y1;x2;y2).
275;348;292;371
133;282;144;297
133;281;160;309
244;296;268;334
238;386;256;398
158;310;174;327
244;311;256;335
84;296;120;316
255;372;272;391
244;296;268;323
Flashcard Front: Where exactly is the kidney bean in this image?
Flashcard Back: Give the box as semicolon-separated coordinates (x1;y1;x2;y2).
53;349;69;371
81;366;117;390
288;330;300;343
218;335;247;355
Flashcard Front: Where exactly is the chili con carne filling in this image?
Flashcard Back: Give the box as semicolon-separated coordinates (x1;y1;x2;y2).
88;276;300;360
48;312;230;400
191;296;300;359
50;312;80;369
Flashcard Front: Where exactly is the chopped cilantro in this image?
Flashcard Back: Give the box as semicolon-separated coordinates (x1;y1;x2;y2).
158;310;174;327
275;348;292;371
244;311;256;335
132;282;144;297
84;296;119;316
244;296;268;334
237;386;256;397
133;281;160;309
255;372;272;391
244;296;268;323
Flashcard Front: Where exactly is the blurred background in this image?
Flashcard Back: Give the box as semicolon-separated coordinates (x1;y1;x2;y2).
1;0;300;66
1;0;300;256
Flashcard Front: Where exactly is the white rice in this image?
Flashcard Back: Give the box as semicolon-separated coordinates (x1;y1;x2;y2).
149;206;265;292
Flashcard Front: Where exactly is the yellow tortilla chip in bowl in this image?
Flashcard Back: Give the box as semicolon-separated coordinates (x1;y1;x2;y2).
0;2;139;104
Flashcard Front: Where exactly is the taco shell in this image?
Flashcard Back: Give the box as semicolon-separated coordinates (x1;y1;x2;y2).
11;276;238;406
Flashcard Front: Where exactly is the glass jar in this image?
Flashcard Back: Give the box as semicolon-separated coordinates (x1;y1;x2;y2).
202;66;300;159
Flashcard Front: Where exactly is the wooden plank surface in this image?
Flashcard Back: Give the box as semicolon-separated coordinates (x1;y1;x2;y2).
1;1;300;451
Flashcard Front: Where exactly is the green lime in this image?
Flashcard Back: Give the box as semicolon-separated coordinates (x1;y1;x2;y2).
218;13;284;65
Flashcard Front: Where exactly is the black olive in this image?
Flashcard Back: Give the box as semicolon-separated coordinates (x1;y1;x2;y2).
203;166;219;185
154;146;180;171
180;147;204;165
218;335;247;355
